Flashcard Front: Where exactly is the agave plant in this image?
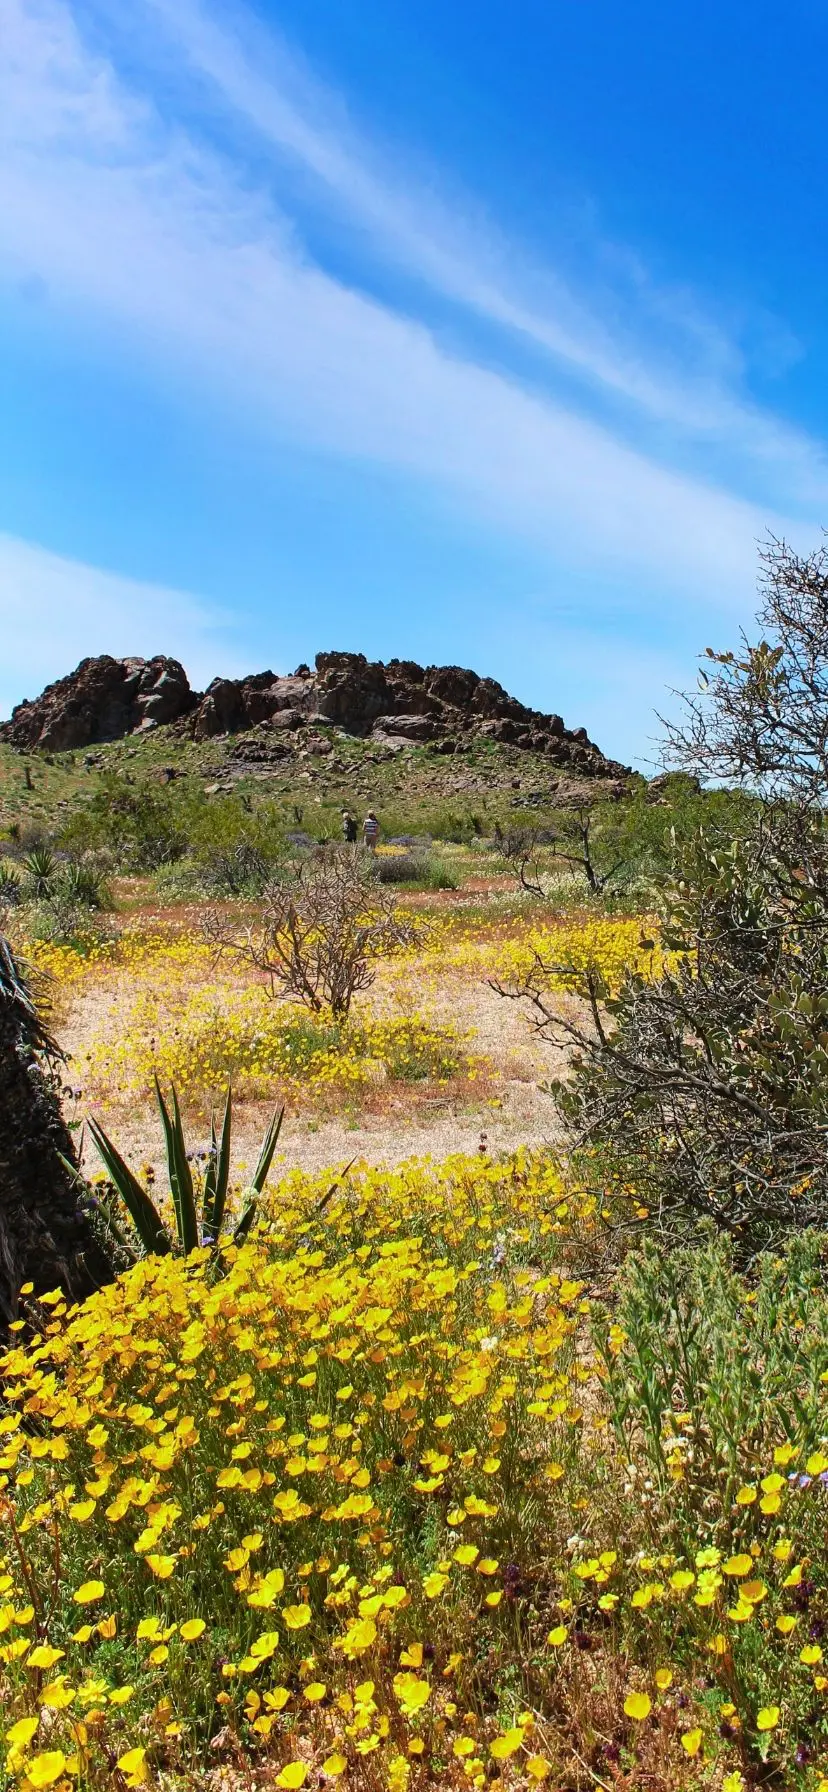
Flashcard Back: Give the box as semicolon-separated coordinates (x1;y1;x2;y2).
87;1080;283;1258
22;846;59;901
60;859;112;911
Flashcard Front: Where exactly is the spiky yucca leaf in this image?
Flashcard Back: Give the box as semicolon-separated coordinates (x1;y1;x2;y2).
232;1196;260;1246
251;1106;284;1195
171;1084;199;1255
86;1117;172;1256
202;1089;232;1244
231;1106;284;1247
154;1079;199;1255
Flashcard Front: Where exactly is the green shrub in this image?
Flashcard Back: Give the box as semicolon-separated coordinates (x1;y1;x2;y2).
575;1230;828;1772
60;779;189;870
155;844;277;902
373;852;457;889
596;1231;828;1537
22;898;114;950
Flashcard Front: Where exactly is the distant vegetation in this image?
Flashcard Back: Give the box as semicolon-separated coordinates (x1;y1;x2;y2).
0;730;755;924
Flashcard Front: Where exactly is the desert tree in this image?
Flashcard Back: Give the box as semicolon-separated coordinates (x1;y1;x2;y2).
498;536;828;1254
205;848;420;1019
662;533;828;801
500;807;629;900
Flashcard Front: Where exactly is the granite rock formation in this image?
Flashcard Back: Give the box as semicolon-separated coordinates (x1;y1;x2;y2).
189;652;623;772
2;650;626;775
1;656;196;751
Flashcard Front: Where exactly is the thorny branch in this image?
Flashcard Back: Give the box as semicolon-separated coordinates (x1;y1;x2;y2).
205;849;420;1019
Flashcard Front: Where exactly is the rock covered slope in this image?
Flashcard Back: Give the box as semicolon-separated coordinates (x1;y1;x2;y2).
2;650;628;777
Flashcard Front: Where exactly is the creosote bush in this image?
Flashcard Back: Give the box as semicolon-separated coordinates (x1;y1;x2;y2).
512;820;828;1251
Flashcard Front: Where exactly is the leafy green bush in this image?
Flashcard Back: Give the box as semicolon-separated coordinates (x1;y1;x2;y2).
547;820;828;1252
59;779;189;870
596;1231;828;1536
22;899;114;950
496;785;758;912
58;777;301;881
578;1229;828;1774
155;844;277;902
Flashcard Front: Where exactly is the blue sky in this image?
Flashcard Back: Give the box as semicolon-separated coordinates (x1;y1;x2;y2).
2;0;828;764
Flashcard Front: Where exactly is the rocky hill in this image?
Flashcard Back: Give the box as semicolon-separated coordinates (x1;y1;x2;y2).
1;650;628;778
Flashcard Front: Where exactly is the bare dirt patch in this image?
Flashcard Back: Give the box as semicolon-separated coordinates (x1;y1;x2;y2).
74;1084;563;1185
57;947;567;1178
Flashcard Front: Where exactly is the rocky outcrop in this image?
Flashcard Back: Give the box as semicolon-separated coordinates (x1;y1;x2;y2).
1;655;196;751
191;651;625;775
2;649;626;776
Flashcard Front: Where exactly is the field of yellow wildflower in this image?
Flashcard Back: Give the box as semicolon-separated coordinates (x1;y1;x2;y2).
4;1151;828;1790
5;892;828;1791
20;909;669;1127
25;926;469;1107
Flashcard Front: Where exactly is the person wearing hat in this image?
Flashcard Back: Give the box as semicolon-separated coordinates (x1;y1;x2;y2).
341;810;358;844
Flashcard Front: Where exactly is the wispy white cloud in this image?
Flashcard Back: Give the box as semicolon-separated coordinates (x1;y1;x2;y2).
1;0;804;627
129;0;828;512
0;532;243;717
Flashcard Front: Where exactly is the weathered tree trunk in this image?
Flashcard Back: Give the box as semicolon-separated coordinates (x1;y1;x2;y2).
0;935;115;1329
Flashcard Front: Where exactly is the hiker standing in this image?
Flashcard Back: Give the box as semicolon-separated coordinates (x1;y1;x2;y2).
362;810;380;852
341;810;358;844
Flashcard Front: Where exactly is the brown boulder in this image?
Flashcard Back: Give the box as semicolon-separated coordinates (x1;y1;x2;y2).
192;672;316;740
313;651;391;732
1;655;196;751
373;713;438;741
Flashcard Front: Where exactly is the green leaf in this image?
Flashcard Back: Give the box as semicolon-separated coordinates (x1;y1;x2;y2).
154;1080;199;1255
154;1078;182;1245
228;1106;284;1249
58;1150;137;1260
232;1193;260;1246
171;1085;199;1256
205;1088;233;1242
87;1118;171;1256
202;1110;218;1229
309;1161;356;1222
251;1106;284;1196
